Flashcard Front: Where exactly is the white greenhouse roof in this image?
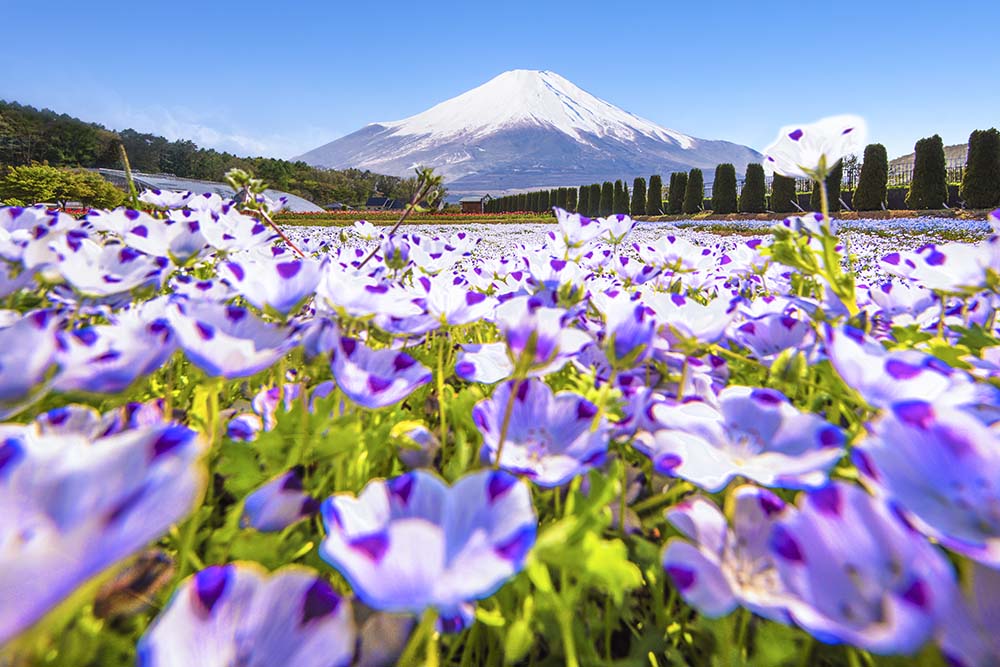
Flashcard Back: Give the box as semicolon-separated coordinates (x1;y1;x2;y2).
94;169;324;213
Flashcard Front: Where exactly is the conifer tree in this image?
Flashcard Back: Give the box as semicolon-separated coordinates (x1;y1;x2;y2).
711;163;738;213
589;184;602;216
646;174;663;215
578;186;589;216
668;172;687;214
961;129;1000;208
613;180;629;213
852;144;889;211
566;187;577;212
907;135;949;209
738;163;766;213
682;168;704;214
810;161;843;212
631;177;646;216
599;181;614;217
770;175;797;213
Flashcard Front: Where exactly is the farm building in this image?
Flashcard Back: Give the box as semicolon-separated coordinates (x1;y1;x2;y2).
459;194;491;213
365;196;405;210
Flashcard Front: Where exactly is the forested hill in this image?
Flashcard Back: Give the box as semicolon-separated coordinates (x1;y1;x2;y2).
0;100;414;206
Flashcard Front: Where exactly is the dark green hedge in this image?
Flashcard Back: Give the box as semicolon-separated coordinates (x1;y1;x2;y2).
667;172;686;214
646;174;663;215
739;163;766;213
631;177;646;217
682;168;704;214
711;163;738;213
810;161;843;212
853;144;889;211
906;135;949;209
770;175;798;213
961;128;1000;208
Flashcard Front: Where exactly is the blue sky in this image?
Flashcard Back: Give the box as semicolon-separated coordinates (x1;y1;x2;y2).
2;0;998;161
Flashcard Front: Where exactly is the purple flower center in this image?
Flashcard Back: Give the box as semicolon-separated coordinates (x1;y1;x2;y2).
301;579;341;625
194;566;231;614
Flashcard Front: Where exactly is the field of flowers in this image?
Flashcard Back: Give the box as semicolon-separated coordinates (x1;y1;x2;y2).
2;116;1000;667
277;211;556;226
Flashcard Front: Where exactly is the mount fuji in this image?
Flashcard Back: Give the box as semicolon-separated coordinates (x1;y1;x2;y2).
295;70;761;197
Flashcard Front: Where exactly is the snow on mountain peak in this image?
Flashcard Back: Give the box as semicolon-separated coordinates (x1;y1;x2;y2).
377;69;695;149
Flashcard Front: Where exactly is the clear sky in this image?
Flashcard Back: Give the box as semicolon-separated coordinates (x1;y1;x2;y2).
2;0;998;161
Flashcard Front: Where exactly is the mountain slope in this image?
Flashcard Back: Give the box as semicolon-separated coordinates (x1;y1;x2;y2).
296;70;761;196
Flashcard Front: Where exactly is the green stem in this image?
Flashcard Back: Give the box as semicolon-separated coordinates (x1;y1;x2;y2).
493;379;523;468
437;333;448;450
618;459;629;538
176;508;203;580
734;608;750;662
398;609;439;667
557;576;580;667
591;369;616;431
797;636;815;667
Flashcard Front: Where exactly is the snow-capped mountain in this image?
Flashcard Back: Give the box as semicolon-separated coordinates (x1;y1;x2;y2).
295;70;761;197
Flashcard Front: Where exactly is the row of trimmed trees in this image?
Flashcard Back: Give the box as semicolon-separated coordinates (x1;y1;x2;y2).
488;128;1000;215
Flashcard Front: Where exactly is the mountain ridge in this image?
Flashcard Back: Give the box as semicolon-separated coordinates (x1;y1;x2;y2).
295;70;761;196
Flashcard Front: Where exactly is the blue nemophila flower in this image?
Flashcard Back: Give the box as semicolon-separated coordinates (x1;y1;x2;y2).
227;412;263;442
938;560;1000;667
168;300;297;379
493;295;591;378
762;115;867;180
317;266;422;319
662;485;793;622
3;205;77;236
52;309;176;394
243;467;321;532
118;211;211;265
352;220;379;241
391;421;441;469
777;212;838;237
220;256;321;316
379;235;410;270
137;564;355;667
414;273;497;326
331;337;431;409
866;281;938;328
855;401;1000;567
825;324;999;418
731;311;814;365
609;255;660;285
0;411;206;644
637;386;844;492
319;469;536;631
52;235;168;297
769;482;956;655
641;290;738;345
170;274;238;302
455;343;514;384
251;383;302;430
179;206;277;254
591;289;656;369
554;208;603;250
473;379;610;487
599;214;637;246
137;188;195;209
0;310;61;416
635;235;719;273
408;235;470;275
880;242;994;293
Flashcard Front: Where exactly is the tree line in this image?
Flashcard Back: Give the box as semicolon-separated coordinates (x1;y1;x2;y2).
489;128;1000;216
0;100;419;206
